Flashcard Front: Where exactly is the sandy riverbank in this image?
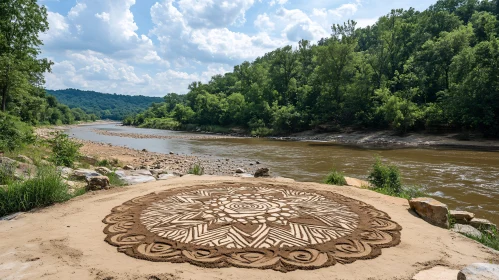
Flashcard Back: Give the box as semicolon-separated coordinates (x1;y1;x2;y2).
0;176;497;280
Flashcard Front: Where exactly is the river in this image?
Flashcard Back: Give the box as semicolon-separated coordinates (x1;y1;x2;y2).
68;123;499;226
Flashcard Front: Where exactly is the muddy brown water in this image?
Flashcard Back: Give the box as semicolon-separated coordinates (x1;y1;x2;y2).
68;124;499;226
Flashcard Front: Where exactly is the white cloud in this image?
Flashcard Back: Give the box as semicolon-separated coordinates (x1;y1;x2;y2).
177;0;255;28
269;0;288;6
254;13;275;31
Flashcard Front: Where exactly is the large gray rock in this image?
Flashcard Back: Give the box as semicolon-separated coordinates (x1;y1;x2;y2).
72;169;101;180
458;263;499;280
409;197;449;228
452;224;483;239
469;218;497;231
450;210;475;224
121;175;156;185
130;169;153;176
123;165;134;170
85;176;110;191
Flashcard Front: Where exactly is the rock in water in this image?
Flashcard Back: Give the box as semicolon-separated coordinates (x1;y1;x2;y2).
458;263;499;280
254;168;270;178
452;224;483;238
450;210;475;224
95;167;111;175
235;168;246;174
409;197;449;228
86;176;110;191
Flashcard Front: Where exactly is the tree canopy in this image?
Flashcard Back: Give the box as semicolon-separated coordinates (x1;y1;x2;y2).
126;0;499;136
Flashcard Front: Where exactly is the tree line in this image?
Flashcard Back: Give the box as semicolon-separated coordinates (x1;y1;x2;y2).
125;0;499;136
46;89;163;121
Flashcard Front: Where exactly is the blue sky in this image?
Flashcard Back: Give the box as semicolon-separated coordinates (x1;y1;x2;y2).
39;0;437;96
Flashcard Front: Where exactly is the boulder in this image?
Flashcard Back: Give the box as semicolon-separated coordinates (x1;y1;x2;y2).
85;176;110;191
450;210;475;224
452;224;483;239
73;169;102;180
123;165;134;170
235;168;246;174
158;174;177;180
412;266;459;280
57;167;74;178
130;169;153;176
457;263;499;280
16;155;33;164
0;157;19;168
95;167;112;175
121;175;156;185
409;197;449;228
254;168;270;178
469;218;497;231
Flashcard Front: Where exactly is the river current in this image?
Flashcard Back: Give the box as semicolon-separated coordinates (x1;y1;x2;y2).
68;123;499;226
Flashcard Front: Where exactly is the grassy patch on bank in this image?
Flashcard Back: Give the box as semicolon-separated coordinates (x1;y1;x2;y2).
188;163;204;175
324;169;347;186
463;227;499;251
368;157;426;199
108;171;126;186
0;166;76;217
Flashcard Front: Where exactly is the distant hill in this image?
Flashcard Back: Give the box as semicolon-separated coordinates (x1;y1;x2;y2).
46;89;163;120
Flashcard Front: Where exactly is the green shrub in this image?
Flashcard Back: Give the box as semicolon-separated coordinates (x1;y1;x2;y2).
368;157;403;194
49;132;83;168
188;163;204;175
108;171;126;186
0;161;17;185
0;113;34;152
0;166;72;216
250;127;274;137
324;169;347;186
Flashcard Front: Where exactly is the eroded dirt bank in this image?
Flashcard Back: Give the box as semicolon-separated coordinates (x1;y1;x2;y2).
0;176;497;280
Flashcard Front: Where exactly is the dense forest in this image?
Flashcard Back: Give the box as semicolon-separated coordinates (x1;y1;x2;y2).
47;89;163;120
125;0;499;137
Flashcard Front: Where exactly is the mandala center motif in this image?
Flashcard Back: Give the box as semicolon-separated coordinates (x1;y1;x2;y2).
202;193;298;225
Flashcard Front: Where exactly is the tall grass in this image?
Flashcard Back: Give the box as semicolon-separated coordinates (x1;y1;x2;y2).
0;166;73;216
108;171;126;186
463;227;499;251
323;169;347;186
188;163;204;175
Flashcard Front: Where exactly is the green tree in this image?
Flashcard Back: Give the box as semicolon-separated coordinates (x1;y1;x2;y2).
0;0;52;112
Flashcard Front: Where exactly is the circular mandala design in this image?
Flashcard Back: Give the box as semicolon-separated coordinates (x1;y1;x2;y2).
103;183;402;272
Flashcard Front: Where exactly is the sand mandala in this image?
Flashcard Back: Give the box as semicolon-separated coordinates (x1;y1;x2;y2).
103;183;402;272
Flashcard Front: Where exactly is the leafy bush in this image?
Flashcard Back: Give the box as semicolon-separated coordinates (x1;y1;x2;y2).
188;163;204;175
250;127;274;137
138;118;181;130
324;169;347;186
0;113;34;152
0;166;72;216
49;132;83;168
368;157;403;194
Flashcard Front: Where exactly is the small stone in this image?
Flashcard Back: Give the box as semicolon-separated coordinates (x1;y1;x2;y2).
452;224;483;239
95;167;112;175
409;197;449;228
254;168;270;178
142;149;148;152
235;168;246;174
450;210;475;224
169;151;174;155
123;165;134;170
85;176;110;191
256;161;260;164
458;263;499;280
469;218;497;231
